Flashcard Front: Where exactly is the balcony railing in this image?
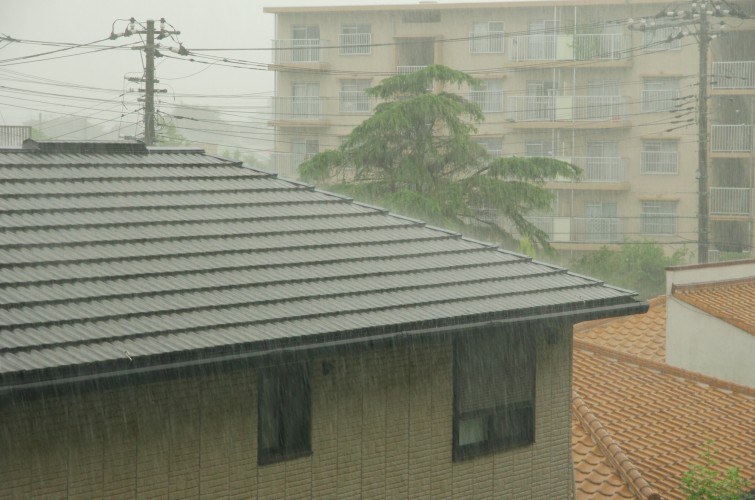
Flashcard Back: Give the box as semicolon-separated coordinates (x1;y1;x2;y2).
712;61;755;89
338;91;372;113
710;187;752;215
469;32;505;53
469;91;504;112
530;216;621;243
508;34;629;62
0;125;31;148
340;33;371;55
641;90;680;112
270;152;313;179
712;124;753;152
273;97;326;121
272;39;328;64
396;65;429;74
557;157;628;183
506;95;629;122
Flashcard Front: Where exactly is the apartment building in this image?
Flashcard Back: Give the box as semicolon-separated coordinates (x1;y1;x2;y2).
264;0;755;258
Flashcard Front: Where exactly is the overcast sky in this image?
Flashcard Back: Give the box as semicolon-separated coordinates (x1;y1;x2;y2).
0;0;516;131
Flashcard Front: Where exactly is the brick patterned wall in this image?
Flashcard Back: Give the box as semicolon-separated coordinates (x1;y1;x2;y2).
0;328;573;498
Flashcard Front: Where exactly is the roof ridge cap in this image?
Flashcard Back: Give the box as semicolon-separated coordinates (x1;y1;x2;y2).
574;339;755;398
572;390;661;500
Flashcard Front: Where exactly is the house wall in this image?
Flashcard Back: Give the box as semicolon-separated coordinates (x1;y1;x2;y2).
0;326;573;499
666;297;755;387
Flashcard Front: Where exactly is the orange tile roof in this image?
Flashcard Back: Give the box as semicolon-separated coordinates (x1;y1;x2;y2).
672;278;755;337
572;342;755;500
574;296;666;362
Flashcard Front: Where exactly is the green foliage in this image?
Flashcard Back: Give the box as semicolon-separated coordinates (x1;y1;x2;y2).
158;121;187;146
570;241;689;299
681;441;752;500
31;128;50;141
299;65;580;250
221;148;263;168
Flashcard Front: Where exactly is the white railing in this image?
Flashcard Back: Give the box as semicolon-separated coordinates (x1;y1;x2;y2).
641;151;678;174
506;95;628;122
529;216;621;243
642;90;680;112
712;125;753;152
396;65;428;74
270;152;314;179
712;61;755;89
710;187;752;215
571;157;628;182
0;125;31;148
338;91;372;113
469;91;504;112
272;39;327;64
641;213;676;235
273;97;326;121
340;33;371;55
508;34;629;62
469;32;505;53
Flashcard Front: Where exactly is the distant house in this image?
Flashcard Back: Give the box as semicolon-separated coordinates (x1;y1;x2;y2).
0;140;644;498
572;295;755;499
665;260;755;387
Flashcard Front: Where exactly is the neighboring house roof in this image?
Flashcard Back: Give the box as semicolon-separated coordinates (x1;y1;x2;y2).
572;300;755;500
0;140;644;393
672;278;755;337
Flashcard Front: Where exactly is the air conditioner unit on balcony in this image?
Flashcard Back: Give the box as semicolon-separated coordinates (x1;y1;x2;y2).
552;217;571;242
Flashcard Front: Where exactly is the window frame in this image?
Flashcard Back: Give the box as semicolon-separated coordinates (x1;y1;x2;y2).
470;21;505;54
340;23;372;55
339;79;372;113
471;79;504;113
641;200;678;235
257;362;312;465
641;139;678;174
642;77;680;112
452;328;536;461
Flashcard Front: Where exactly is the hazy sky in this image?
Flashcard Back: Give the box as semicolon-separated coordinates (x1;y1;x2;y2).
0;0;514;131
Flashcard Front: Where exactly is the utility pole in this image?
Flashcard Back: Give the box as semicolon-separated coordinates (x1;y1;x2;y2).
144;20;156;146
698;8;710;263
113;18;185;145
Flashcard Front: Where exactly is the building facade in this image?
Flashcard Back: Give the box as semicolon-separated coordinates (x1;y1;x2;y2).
264;0;755;259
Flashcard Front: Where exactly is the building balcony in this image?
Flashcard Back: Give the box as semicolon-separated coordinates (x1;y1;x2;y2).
506;96;630;126
271;97;329;126
711;125;753;153
338;92;373;114
271;39;328;65
641;151;678;174
469;32;505;54
546;157;628;188
468;91;504;113
712;61;755;92
508;34;630;64
530;216;621;244
396;65;429;74
710;187;752;216
270;152;312;179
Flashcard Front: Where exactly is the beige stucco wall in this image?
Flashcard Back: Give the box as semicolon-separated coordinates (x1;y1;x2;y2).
0;327;573;499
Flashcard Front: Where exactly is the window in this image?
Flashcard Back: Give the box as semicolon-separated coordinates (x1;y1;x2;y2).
470;21;504;53
642;200;677;235
476;137;503;158
292;83;321;119
643;78;680;112
584;201;618;242
340;79;371;113
292;26;321;62
454;329;535;460
292;137;319;166
643;21;682;51
341;24;371;55
258;363;311;464
471;79;504;113
642;140;678;174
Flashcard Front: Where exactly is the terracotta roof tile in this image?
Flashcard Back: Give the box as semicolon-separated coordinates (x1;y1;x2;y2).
573;344;755;499
672;278;755;336
574;296;666;362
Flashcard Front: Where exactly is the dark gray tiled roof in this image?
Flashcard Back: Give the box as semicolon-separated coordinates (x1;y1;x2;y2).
0;141;644;390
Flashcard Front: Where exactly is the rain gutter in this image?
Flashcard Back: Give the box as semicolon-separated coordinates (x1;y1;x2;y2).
0;299;647;398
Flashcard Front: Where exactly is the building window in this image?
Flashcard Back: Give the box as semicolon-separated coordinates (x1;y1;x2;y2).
340;79;372;113
643;21;682;51
402;10;441;23
340;24;371;55
642;78;680;112
641;200;677;235
454;329;535;460
258;363;311;465
292;82;321;119
476;137;503;158
471;79;504;113
641;140;678;174
292;26;321;62
470;21;504;53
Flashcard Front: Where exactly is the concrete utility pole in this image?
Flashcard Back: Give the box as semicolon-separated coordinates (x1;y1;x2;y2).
114;18;183;145
697;9;710;263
